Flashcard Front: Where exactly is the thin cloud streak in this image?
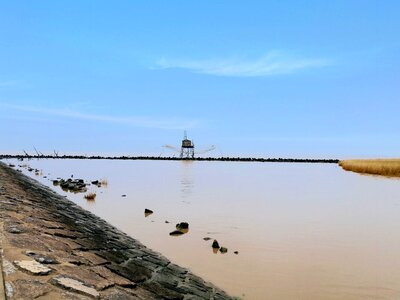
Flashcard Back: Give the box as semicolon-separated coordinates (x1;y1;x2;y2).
156;52;331;77
2;104;198;130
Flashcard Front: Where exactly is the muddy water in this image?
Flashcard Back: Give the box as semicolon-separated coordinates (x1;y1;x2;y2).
7;159;400;299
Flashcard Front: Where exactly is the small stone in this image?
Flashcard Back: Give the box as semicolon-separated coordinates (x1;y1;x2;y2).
203;237;212;241
3;259;16;275
176;222;189;230
7;226;23;234
219;247;228;254
5;282;13;298
165;221;169;223
14;260;52;275
169;230;184;236
212;240;220;249
144;208;153;217
144;208;153;214
51;276;99;298
25;251;59;264
121;194;126;197
234;251;239;255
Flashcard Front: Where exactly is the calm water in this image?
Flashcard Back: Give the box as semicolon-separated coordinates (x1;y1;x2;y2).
6;159;400;299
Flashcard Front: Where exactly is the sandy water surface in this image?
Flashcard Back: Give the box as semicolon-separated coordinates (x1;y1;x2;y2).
5;159;400;299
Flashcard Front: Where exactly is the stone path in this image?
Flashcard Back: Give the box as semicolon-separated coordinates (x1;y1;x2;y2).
0;163;233;299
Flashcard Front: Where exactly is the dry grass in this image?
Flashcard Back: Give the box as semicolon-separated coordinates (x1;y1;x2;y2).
339;159;400;177
84;192;97;200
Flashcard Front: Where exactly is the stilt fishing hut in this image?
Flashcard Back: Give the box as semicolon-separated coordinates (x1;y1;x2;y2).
180;131;195;158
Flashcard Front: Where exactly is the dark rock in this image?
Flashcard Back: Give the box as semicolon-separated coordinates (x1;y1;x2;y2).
141;281;184;300
219;247;228;254
25;251;59;264
95;249;129;264
234;251;239;255
203;237;212;241
176;222;189;230
144;208;153;217
106;260;153;283
121;194;126;197
91;180;99;185
169;230;184;236
212;240;220;249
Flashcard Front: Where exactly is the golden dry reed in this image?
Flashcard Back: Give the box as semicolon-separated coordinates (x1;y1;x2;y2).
84;192;97;200
339;159;400;177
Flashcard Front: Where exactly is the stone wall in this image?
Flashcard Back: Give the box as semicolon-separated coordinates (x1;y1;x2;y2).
0;162;233;299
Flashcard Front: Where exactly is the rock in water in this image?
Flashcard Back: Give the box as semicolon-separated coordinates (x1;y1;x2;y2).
212;240;220;249
234;251;239;255
169;230;184;236
219;247;228;254
144;208;153;214
176;222;189;230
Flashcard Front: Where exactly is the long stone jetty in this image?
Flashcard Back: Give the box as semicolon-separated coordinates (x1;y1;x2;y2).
0;154;339;164
0;162;233;299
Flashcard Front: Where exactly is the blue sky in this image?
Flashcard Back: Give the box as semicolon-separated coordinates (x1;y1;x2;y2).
1;1;399;158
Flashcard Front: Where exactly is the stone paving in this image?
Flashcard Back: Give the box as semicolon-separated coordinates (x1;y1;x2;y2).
0;163;233;299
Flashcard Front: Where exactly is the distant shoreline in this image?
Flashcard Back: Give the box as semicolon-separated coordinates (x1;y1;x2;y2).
0;154;339;164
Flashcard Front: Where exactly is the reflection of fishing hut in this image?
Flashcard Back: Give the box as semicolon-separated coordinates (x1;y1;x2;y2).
180;131;195;158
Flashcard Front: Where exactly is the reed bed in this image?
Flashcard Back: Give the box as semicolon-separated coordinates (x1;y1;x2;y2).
339;159;400;177
84;192;97;200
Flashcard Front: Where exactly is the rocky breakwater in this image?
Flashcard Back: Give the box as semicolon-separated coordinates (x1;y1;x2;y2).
0;162;233;299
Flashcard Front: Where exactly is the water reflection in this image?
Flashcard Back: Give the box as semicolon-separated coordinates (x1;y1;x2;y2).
180;161;194;202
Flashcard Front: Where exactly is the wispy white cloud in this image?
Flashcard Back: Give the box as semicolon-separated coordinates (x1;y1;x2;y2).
1;103;198;130
155;52;331;77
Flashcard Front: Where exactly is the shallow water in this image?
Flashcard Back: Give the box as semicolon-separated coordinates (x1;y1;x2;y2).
6;159;400;299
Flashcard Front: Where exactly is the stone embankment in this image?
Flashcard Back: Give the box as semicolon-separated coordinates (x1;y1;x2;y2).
0;162;233;299
0;154;339;164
